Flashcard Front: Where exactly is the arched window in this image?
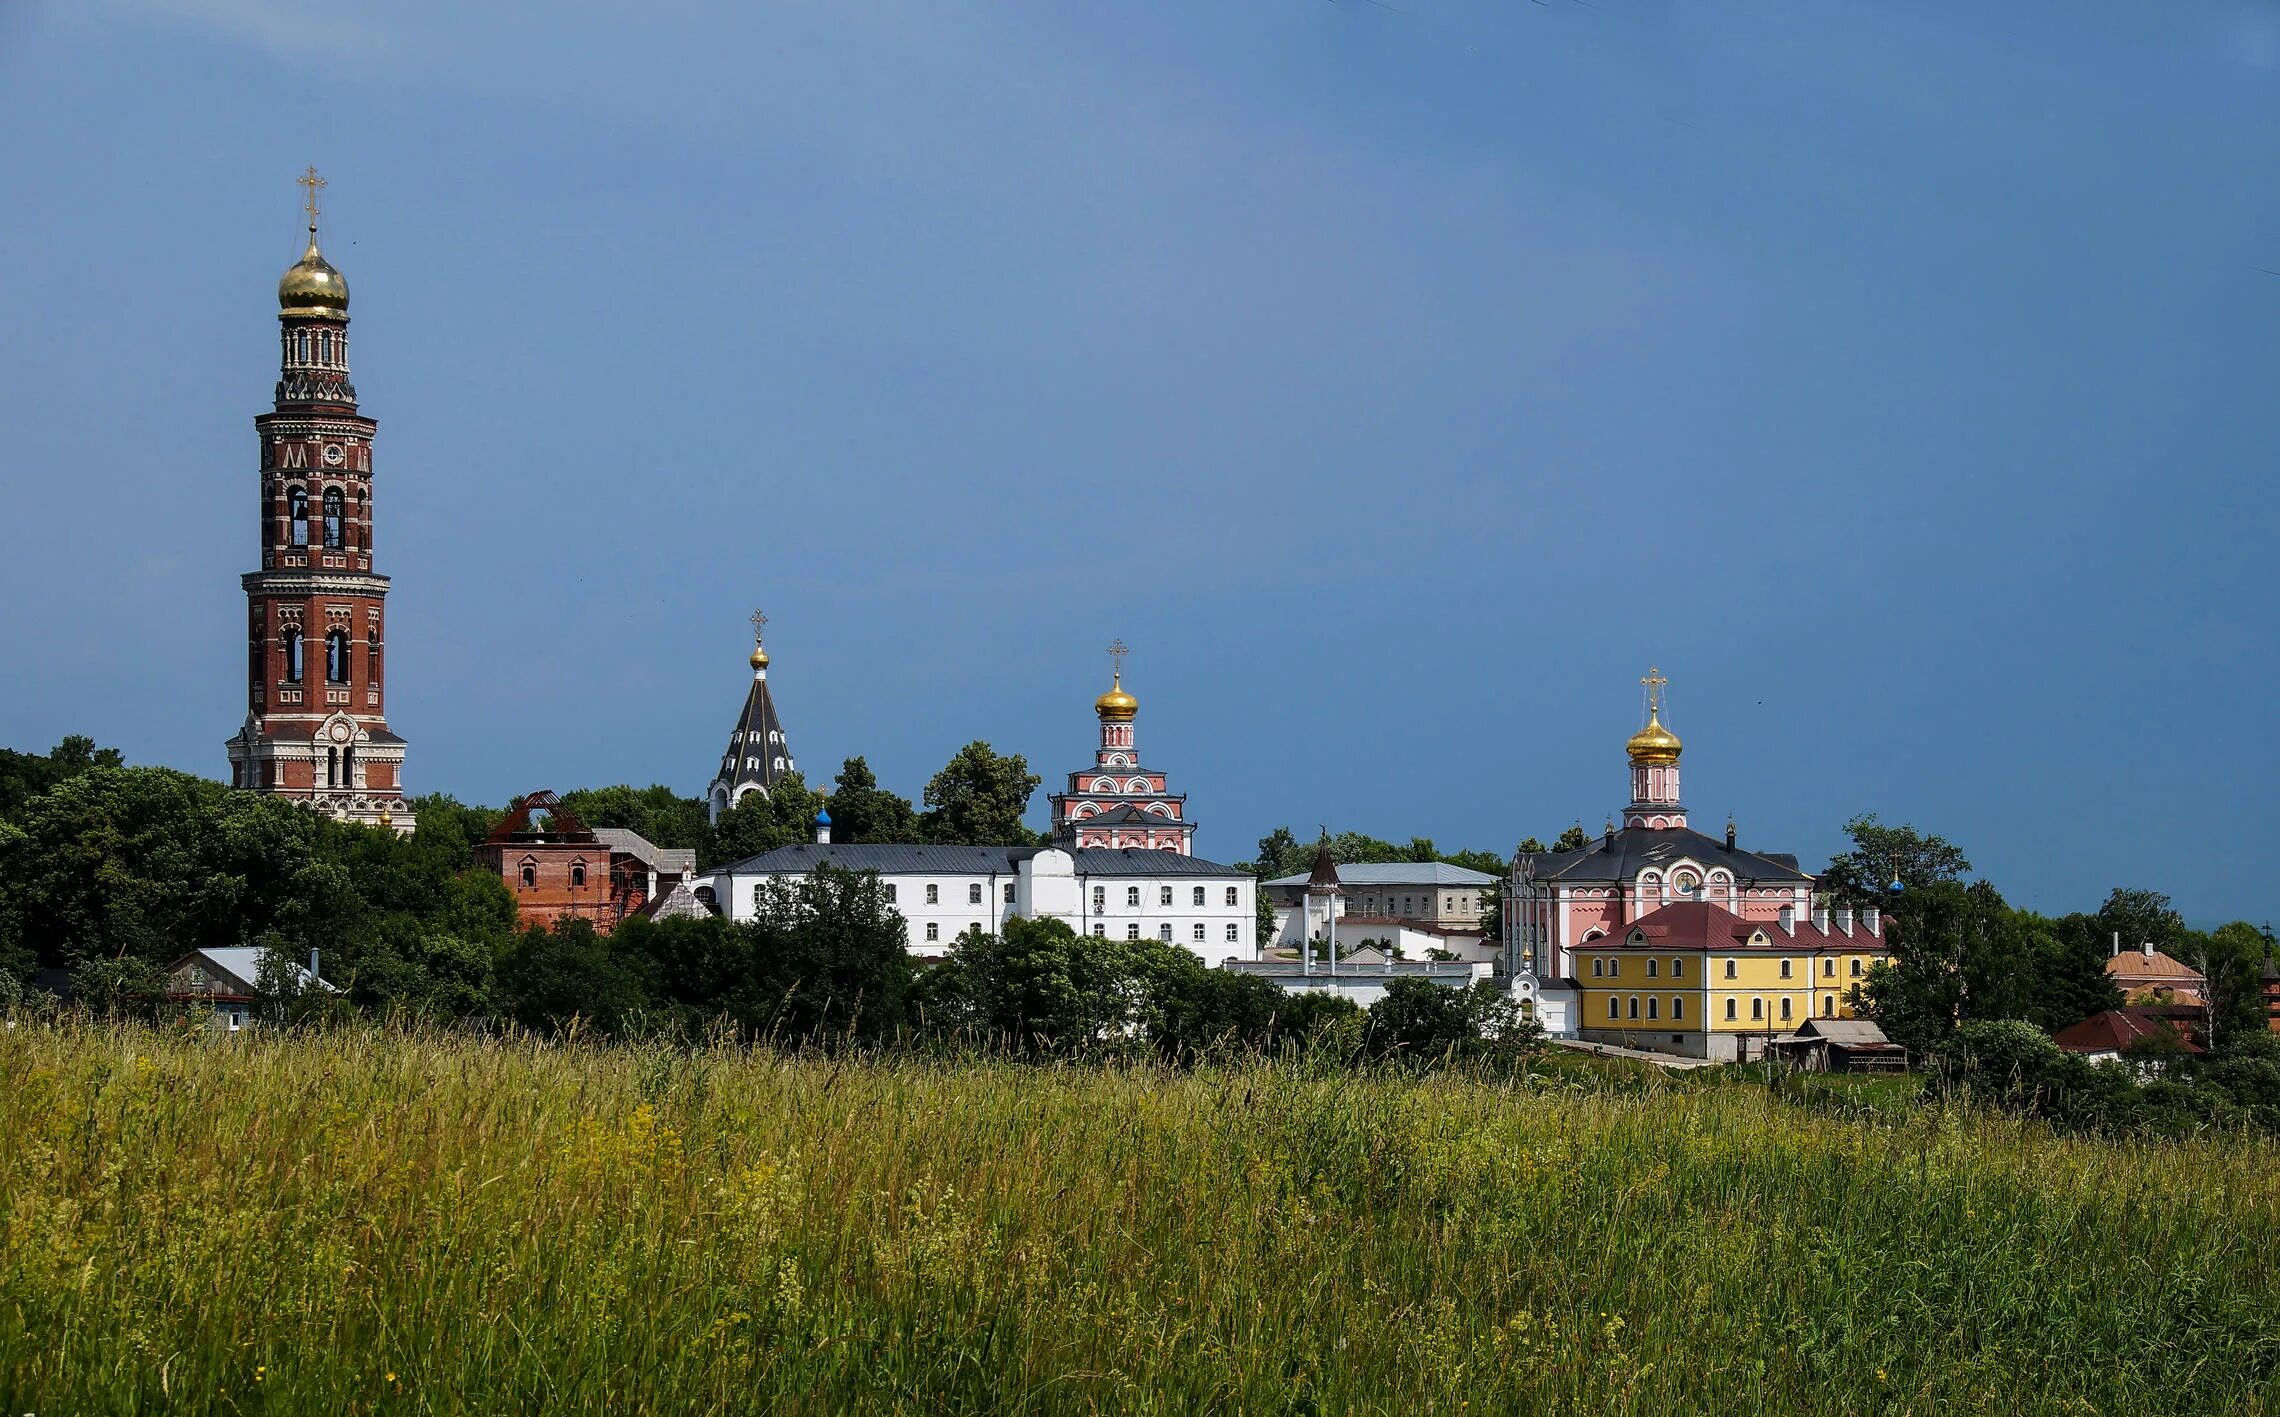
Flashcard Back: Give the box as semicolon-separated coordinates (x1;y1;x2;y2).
1780;997;1794;1021
1671;996;1684;1021
1607;997;1619;1020
1780;958;1794;980
322;487;344;549
1724;958;1737;980
325;630;349;683
282;627;303;683
1627;996;1640;1020
1646;997;1658;1020
1751;998;1764;1020
366;631;380;683
287;486;309;546
1646;958;1659;979
317;330;333;364
520;865;535;888
1851;958;1864;977
1725;998;1737;1021
1671;958;1685;980
571;864;586;888
1591;958;1603;978
1822;956;1836;976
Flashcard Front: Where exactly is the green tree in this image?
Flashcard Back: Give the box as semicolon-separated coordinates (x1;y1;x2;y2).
1822;814;1972;905
558;784;707;854
1861;879;2035;1055
2196;922;2272;1051
495;917;658;1036
2022;908;2122;1033
918;915;1147;1054
1255;889;1280;952
703;772;826;868
1552;825;1590;853
1363;979;1539;1067
826;757;919;844
0;765;352;972
919;742;1040;846
0;737;123;819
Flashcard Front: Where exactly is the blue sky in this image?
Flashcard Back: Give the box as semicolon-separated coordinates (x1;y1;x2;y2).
1;1;2275;921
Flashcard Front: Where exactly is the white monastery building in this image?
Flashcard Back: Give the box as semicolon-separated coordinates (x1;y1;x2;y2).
705;646;1255;961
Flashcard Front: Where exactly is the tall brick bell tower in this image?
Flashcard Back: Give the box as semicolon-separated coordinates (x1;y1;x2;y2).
224;169;412;832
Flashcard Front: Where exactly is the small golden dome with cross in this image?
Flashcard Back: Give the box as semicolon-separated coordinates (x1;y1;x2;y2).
278;167;349;321
1626;667;1682;765
1095;639;1138;721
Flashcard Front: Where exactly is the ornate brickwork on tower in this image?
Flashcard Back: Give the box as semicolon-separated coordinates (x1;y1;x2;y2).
1048;641;1194;854
224;170;412;832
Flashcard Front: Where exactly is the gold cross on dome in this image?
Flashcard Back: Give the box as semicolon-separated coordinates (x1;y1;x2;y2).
1107;638;1128;678
750;608;768;643
1641;665;1668;714
297;165;326;233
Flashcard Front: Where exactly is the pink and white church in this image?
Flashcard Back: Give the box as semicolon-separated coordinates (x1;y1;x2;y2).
1046;643;1195;854
1503;671;1825;1024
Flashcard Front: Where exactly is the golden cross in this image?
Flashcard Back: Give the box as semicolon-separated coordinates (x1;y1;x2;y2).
1641;665;1668;714
297;165;326;234
1107;638;1128;679
750;608;768;643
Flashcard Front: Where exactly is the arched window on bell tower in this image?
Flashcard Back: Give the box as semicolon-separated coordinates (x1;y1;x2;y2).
366;630;380;685
322;487;344;549
325;630;348;684
282;627;303;683
287;486;309;546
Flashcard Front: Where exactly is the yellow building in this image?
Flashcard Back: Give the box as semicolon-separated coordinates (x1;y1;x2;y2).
1574;900;1887;1061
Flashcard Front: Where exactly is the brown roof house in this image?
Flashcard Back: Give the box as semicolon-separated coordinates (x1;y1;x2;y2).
2105;938;2205;1007
2053;1007;2203;1076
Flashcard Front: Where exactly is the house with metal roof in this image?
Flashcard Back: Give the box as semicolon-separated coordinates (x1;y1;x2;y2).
165;946;329;1032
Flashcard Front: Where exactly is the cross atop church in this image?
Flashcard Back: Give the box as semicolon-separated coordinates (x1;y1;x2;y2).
1641;665;1668;715
1107;638;1128;680
297;165;326;235
750;608;768;644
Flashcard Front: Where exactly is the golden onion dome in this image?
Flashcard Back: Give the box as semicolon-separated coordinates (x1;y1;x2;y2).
749;642;770;671
1626;710;1682;766
1094;672;1138;722
279;238;350;321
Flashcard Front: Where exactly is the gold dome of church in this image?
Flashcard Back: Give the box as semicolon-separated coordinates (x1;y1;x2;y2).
279;238;350;321
1095;672;1138;722
1626;710;1682;765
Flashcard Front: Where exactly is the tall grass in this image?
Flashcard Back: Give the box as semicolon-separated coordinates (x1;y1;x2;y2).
1;1022;2275;1415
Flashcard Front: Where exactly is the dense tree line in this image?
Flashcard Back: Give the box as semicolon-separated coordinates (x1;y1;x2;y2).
0;740;1538;1066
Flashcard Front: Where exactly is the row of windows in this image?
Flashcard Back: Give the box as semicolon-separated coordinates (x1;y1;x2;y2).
882;882;1019;907
1095;885;1241;910
284;487;356;550
287;328;346;366
923;921;1244;945
774;881;1245;910
272;628;378;685
1357;894;1474;917
1590;955;1867;980
1601;995;1841;1023
519;863;593;889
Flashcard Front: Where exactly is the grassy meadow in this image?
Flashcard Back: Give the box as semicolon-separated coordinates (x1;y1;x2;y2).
2;1025;2276;1415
